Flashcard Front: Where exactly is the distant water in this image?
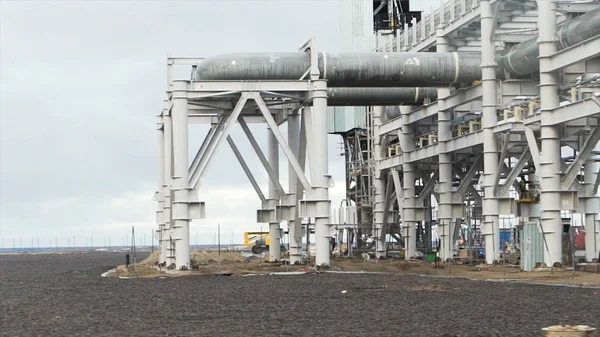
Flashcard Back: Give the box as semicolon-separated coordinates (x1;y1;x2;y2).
0;244;244;254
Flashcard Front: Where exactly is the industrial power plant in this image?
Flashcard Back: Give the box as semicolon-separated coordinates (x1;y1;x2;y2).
155;0;600;271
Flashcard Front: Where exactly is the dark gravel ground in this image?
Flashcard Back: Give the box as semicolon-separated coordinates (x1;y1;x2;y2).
1;252;599;337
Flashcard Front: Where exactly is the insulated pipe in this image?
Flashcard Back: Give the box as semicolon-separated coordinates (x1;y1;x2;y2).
267;128;281;262
481;0;501;264
194;52;486;87
538;0;563;267
193;7;599;87
498;7;600;77
327;87;438;107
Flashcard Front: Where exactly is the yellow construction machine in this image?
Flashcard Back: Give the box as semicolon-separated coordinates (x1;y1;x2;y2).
244;232;271;254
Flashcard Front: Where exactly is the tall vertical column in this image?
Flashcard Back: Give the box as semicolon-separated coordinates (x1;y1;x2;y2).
537;0;563;267
288;113;303;264
373;106;386;258
171;80;191;269
584;143;600;262
481;0;500;264
268;128;281;262
308;80;331;266
400;105;417;258
156;116;167;264
436;28;453;261
163;107;174;266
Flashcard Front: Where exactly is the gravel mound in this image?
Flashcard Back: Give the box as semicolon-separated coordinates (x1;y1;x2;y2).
1;252;598;337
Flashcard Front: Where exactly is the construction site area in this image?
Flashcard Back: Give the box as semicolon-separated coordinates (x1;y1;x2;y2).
155;0;600;278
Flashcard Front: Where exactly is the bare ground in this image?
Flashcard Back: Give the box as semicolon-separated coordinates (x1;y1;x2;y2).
113;250;600;288
1;251;598;337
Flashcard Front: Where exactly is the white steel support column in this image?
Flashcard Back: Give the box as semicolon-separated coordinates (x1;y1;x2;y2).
306;80;331;266
436;29;453;261
171;81;191;269
163;110;174;266
288;113;303;264
268;128;281;262
156;116;167;264
373;106;386;258
400;106;417;259
481;0;500;264
538;0;563;267
584;143;600;262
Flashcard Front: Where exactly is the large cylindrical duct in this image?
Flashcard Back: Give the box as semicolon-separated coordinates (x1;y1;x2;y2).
319;52;484;87
192;7;599;87
498;7;600;77
194;52;486;87
327;87;437;106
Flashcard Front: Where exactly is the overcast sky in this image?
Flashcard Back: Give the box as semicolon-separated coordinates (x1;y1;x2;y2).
0;0;347;248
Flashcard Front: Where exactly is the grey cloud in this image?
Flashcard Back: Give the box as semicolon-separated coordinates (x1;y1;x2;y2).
0;0;342;243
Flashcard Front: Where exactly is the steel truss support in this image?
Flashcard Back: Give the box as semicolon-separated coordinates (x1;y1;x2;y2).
452;155;483;202
226;136;266;202
481;0;501;264
237;117;287;197
538;0;563;267
436;27;455;261
562;127;600;190
495;149;531;197
380;171;396;250
189;93;250;191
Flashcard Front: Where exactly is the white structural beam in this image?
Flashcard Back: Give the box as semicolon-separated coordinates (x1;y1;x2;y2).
287;112;303;264
556;1;600;12
156;115;167;265
171;81;191;269
538;0;563;267
188;115;266;124
253;94;312;192
400;105;417;259
548;34;600;72
237;116;287;197
540;97;600;125
267;128;282;262
302;80;332;266
372;106;387;258
162;103;174;266
189;93;249;190
188;123;219;177
561;126;600;190
584;142;600;262
379;84;484;135
481;0;501;264
495;149;532;197
226;136;266;203
436;24;455;262
190;81;310;93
